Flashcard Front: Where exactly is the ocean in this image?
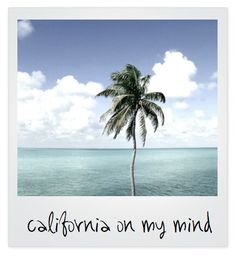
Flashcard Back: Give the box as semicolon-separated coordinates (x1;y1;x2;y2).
17;148;217;196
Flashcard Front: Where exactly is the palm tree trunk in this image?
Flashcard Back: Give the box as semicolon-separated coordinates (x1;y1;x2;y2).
130;110;138;196
130;135;137;196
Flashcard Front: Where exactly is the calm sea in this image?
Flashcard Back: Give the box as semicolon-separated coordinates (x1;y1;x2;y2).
17;148;217;196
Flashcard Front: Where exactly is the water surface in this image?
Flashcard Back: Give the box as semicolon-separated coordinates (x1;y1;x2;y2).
18;148;217;196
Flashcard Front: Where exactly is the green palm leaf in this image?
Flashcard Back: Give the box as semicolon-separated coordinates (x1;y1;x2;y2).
103;105;132;137
141;99;165;126
99;108;112;122
140;101;159;132
144;92;166;103
139;109;147;146
112;94;135;112
139;75;151;95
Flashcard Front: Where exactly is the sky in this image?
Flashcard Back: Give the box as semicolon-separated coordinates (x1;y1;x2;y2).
17;19;217;148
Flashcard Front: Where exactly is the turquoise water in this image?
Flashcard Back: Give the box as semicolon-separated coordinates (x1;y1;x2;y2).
18;148;217;196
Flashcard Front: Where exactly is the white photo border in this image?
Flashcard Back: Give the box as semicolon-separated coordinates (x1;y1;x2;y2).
9;7;228;247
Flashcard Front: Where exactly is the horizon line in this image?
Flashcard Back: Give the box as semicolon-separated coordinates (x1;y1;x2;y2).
17;146;217;149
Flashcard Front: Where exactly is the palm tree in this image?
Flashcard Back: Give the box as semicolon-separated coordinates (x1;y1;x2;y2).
96;64;165;196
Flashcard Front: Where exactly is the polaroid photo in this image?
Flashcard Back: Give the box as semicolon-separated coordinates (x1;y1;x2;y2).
9;7;228;247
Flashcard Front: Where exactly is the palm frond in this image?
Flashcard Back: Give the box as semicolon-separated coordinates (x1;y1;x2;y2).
129;64;141;87
103;105;133;138
113;106;133;139
144;92;166;103
99;108;112;122
127;64;141;78
138;109;147;146
112;94;135;112
111;65;142;96
139;75;151;95
141;99;165;126
140;101;159;132
96;84;125;97
126;115;135;142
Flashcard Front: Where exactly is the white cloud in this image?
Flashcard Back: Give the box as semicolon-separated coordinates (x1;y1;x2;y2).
194;110;205;118
162;107;173;125
198;71;217;91
18;71;45;90
18;71;104;145
199;81;217;90
148;51;198;98
173;101;189;110
146;107;217;147
86;135;95;141
18;20;34;39
206;82;217;90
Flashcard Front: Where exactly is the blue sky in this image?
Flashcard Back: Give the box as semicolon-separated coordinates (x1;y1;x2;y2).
17;20;217;148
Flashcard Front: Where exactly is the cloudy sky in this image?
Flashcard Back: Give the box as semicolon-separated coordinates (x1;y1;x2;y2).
17;20;217;148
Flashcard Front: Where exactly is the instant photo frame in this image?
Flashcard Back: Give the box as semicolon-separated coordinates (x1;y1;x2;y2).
9;7;228;247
